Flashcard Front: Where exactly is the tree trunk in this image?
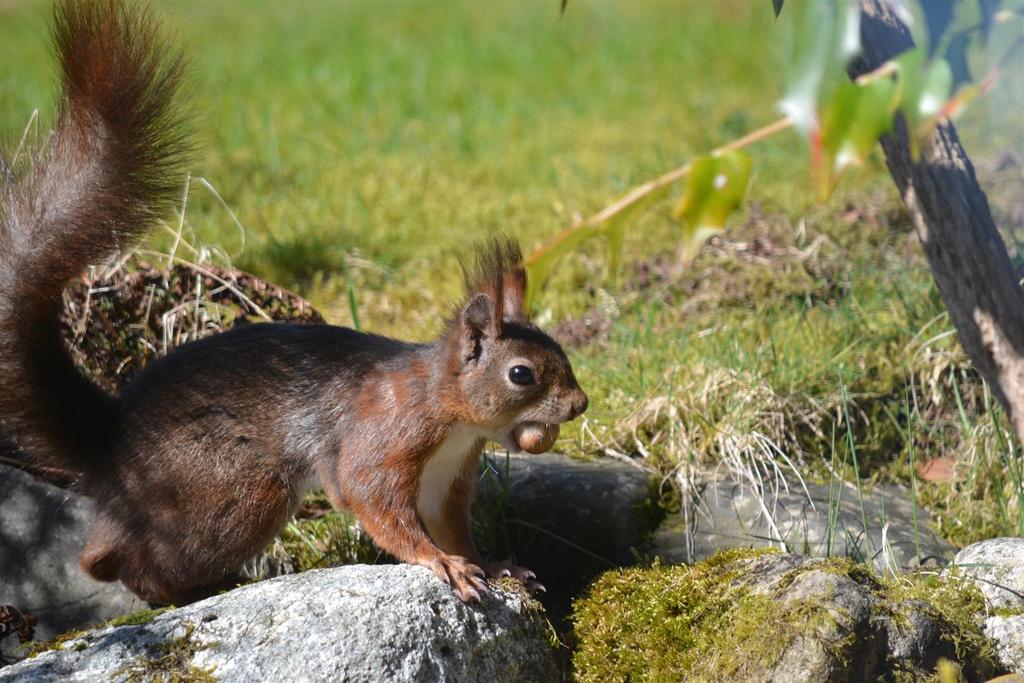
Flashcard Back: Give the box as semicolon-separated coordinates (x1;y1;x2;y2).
850;0;1024;447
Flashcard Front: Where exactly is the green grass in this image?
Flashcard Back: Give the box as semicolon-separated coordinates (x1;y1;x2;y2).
2;0;1022;556
1;0;823;329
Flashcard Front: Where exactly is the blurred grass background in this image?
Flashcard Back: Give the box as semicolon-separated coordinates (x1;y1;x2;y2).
2;0;836;327
2;0;1022;551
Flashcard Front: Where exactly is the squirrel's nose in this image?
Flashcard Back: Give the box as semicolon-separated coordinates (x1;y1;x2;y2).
568;391;589;420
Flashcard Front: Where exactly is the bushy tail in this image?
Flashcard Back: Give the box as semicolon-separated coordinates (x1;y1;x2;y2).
0;0;190;474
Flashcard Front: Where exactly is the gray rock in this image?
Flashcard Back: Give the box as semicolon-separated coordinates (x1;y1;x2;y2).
951;538;1024;673
951;538;1024;609
0;465;146;645
652;479;954;570
983;614;1024;673
0;564;561;683
734;555;887;682
886;600;944;663
475;451;659;608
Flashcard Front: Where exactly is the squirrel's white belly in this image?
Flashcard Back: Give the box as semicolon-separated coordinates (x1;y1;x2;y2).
417;423;485;522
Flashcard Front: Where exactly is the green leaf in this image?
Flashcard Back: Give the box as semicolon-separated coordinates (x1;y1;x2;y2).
894;49;953;159
524;183;671;310
601;187;668;283
777;0;861;134
817;76;898;197
523;221;601;314
673;151;753;264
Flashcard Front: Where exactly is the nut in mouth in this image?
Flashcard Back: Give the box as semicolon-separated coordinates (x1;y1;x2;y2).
508;422;560;454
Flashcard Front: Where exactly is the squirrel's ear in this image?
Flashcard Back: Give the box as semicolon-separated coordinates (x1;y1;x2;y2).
502;267;528;324
460;293;500;362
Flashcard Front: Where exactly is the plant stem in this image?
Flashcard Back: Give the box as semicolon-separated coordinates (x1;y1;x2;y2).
525;115;793;267
714;115;794;154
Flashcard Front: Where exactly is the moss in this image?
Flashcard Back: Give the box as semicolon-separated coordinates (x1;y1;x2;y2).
115;623;217;683
571;548;800;683
20;608;216;680
106;608;171;629
24;628;88;658
491;576;540;607
883;572;1000;675
23;607;173;659
698;545;779;569
936;658;966;683
817;556;881;588
571;551;1002;683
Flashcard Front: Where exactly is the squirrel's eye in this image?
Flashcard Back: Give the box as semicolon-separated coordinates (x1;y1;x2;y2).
508;365;535;386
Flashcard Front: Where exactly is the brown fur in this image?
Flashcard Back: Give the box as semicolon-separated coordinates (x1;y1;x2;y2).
0;0;587;605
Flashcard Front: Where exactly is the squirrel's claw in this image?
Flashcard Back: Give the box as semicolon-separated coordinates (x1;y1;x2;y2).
482;560;538;585
484;560;545;594
430;555;489;604
483;563;512;579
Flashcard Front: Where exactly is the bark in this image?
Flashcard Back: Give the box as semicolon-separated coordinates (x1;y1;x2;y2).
850;0;1024;446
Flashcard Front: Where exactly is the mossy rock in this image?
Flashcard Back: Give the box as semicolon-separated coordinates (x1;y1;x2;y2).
571;549;1003;682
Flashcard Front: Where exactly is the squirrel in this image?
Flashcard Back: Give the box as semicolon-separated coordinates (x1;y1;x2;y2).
0;0;587;605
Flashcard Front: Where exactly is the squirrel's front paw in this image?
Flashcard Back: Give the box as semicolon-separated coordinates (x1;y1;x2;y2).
428;555;488;603
482;560;546;595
